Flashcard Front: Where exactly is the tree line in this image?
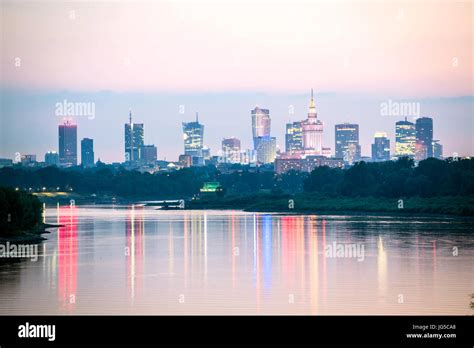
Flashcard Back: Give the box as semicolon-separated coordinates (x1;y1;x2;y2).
0;157;472;200
304;157;474;197
0;186;43;235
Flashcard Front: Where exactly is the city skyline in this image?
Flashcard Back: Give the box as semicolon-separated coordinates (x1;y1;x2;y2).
1;91;450;169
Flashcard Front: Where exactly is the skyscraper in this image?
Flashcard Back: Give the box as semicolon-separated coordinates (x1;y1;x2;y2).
433;140;443;159
255;136;276;164
45;151;59;166
240;149;256;165
222;137;241;163
285;121;303;154
344;144;360;165
182;112;204;166
140;145;157;164
179;154;192;168
395;117;416;158
371;132;390;162
124;111;144;164
251;107;271;149
302;89;323;155
335;123;360;162
81;138;94;168
415;117;433;160
202;146;211;161
20;154;36;166
58;119;77;166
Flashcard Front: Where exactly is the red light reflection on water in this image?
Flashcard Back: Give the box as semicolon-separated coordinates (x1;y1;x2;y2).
57;205;78;312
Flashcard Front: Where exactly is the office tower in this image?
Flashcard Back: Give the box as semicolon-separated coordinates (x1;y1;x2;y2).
45;151;59;166
58;120;77;166
335;123;360;162
255;136;276;164
275;156;344;174
222;137;241;163
343;144;360;165
81;138;94;168
302;89;323;155
240;149;256;165
240;151;249;164
140;145;157;164
395;117;416;158
182;112;204;166
21;154;37;165
179;154;192;168
433;140;443;159
202;146;211;161
251;107;271;149
371;132;390;162
285;121;303;154
124;111;144;164
415;117;433;160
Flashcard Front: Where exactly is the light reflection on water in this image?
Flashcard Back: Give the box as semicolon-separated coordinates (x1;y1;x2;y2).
0;205;472;315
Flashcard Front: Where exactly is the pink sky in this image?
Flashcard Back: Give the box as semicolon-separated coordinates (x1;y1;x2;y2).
1;0;472;97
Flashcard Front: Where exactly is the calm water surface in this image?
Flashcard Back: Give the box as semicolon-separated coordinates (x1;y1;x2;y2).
0;205;473;315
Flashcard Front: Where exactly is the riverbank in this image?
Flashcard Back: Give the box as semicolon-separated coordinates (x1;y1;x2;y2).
33;192;128;205
187;194;474;216
0;223;61;244
33;191;474;217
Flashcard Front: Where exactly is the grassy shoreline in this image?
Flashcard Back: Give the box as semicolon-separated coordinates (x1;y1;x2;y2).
33;191;474;217
187;194;474;217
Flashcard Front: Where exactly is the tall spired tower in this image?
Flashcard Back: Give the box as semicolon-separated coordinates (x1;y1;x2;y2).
302;89;323;154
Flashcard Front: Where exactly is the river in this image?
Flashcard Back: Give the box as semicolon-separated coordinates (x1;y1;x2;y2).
0;205;472;315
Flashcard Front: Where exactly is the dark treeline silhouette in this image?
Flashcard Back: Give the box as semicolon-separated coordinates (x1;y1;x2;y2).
0;158;472;199
304;157;474;197
0;186;43;234
0;164;305;198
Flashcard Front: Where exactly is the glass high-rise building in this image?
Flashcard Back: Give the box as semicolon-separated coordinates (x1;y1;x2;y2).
285;121;303;154
81;138;94;168
335;123;360;162
202;146;211;161
255;136;276;164
433;140;443;159
140;145;157;164
415;117;433;160
182;113;204;165
124;111;144;164
58;120;77;166
240;149;256;165
21;154;36;165
395;118;416;158
222;137;241;163
371;132;390;162
251;107;271;149
45;151;59;166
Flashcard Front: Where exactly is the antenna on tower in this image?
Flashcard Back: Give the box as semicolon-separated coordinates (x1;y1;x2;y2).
129;109;132;124
196;112;199;123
